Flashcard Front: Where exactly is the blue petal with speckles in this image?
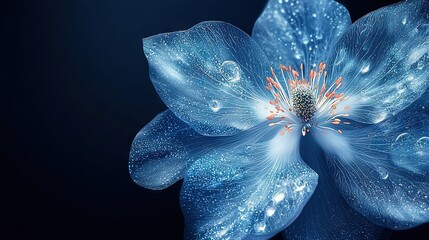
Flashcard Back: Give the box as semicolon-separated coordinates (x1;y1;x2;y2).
313;89;429;230
326;0;429;124
283;134;388;240
129;110;208;190
180;131;318;239
252;0;351;69
144;21;273;136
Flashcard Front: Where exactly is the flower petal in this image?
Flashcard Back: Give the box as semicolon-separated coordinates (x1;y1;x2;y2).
180;132;318;239
284;135;388;239
313;90;429;229
326;0;429;124
129;110;207;190
144;21;272;136
252;0;351;69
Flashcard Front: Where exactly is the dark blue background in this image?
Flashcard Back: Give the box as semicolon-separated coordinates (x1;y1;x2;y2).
3;0;429;239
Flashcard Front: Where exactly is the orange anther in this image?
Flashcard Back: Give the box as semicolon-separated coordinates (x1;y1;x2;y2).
336;77;343;85
310;69;315;80
267;114;275;120
280;129;285;136
292;70;299;78
344;106;350;110
280;65;288;71
337;130;343;134
344;122;350;124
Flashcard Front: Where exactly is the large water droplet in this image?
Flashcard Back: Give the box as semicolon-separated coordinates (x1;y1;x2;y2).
391;133;413;163
221;61;241;82
377;167;389;180
392;133;412;149
415;136;429;156
254;222;266;233
209;100;221;112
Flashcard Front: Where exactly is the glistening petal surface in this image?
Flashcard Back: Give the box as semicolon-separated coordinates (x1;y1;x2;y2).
144;21;272;136
180;131;318;239
313;90;429;229
327;0;429;124
283;135;388;240
129;110;208;190
252;0;351;69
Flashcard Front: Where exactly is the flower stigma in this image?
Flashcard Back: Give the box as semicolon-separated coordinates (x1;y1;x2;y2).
264;62;351;137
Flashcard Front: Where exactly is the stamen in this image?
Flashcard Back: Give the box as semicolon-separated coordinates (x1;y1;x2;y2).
264;62;350;136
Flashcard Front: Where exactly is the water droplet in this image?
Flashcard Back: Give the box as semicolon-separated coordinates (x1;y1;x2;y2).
273;192;285;203
360;64;370;73
221;61;241;82
254;222;266;233
402;17;407;25
238;206;246;212
415;136;429;156
209;100;221;112
377;167;389;180
315;33;323;40
392;133;413;161
294;181;305;192
302;34;309;44
265;207;276;217
312;13;317;18
216;228;228;237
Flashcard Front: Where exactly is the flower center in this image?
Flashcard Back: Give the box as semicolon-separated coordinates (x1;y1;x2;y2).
290;85;316;122
264;62;351;136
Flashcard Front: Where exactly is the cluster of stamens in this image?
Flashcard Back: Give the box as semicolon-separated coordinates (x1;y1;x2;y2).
264;62;351;136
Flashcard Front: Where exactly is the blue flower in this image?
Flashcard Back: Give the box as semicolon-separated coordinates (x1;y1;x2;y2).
129;0;429;239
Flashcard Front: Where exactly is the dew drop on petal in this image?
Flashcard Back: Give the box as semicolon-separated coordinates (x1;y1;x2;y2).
254;222;266;233
391;133;414;162
302;34;309;45
265;206;276;217
273;192;285;203
360;64;370;73
221;60;241;82
415;136;429;156
392;133;412;149
294;180;305;192
238;205;246;212
377;167;389;180
209;100;221;112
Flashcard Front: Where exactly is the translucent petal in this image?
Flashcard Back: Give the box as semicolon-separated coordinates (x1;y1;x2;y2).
252;0;351;69
144;21;272;136
284;135;388;239
129;110;207;190
313;90;429;229
180;132;318;239
327;0;429;124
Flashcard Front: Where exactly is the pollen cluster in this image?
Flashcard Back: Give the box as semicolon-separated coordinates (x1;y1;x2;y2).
290;85;316;122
